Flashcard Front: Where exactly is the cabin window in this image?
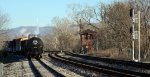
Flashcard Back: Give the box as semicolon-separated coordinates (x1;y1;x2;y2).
85;35;88;39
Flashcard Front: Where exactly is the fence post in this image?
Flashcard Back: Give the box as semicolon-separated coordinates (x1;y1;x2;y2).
0;62;3;77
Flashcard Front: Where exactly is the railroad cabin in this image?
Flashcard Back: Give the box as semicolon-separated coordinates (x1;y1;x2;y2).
80;29;97;54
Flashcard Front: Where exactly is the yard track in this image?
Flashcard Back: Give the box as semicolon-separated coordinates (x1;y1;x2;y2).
65;51;150;70
48;52;150;77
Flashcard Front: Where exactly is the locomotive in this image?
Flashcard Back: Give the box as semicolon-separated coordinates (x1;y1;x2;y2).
4;35;43;59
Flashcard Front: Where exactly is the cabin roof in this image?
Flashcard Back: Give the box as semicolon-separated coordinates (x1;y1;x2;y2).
80;29;97;34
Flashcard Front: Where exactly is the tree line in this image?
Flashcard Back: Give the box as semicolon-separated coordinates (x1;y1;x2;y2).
42;0;150;60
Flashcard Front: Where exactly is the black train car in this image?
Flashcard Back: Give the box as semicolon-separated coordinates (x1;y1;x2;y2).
4;38;24;55
4;41;12;52
12;39;16;52
11;38;22;54
3;41;13;56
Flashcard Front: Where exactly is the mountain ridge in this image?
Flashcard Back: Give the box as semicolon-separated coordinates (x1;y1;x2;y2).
3;26;53;39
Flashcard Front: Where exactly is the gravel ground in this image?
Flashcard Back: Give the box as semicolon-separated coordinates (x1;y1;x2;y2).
3;59;55;77
2;54;85;77
3;61;25;77
47;54;111;77
32;60;55;77
61;53;150;74
2;55;35;77
41;59;82;77
22;61;35;77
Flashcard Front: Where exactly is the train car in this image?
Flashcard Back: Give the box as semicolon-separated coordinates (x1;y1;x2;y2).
3;41;12;56
4;41;11;52
15;38;22;54
9;41;13;52
9;38;22;54
4;39;21;55
12;39;16;52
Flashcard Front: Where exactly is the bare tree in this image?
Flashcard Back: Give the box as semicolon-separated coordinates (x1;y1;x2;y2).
45;17;78;50
0;12;9;29
0;11;9;55
107;2;131;52
68;3;100;30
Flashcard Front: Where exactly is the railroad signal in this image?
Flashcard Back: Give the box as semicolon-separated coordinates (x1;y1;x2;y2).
129;8;141;61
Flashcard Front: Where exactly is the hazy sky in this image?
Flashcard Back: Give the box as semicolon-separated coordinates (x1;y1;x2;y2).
0;0;113;28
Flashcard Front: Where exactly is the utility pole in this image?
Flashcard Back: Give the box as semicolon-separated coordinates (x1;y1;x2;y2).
138;11;141;61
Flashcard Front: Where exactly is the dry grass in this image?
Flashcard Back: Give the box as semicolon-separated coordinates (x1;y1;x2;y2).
90;48;132;60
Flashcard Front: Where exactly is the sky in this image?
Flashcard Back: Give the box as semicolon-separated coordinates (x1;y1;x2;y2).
0;0;113;28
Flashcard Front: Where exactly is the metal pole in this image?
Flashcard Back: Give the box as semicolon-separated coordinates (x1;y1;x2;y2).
138;11;141;61
132;9;135;61
132;38;135;60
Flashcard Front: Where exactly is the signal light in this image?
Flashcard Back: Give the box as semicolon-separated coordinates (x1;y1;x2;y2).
130;8;133;17
130;27;133;33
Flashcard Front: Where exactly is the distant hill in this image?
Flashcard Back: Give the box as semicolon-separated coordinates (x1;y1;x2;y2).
0;24;80;40
4;26;53;39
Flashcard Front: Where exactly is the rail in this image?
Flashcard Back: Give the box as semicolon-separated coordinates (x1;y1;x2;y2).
65;51;150;69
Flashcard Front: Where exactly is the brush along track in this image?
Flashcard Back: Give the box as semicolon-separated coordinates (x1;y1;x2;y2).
48;53;150;77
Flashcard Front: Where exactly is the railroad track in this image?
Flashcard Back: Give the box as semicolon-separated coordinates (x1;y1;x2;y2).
28;58;65;77
48;53;150;77
65;52;150;70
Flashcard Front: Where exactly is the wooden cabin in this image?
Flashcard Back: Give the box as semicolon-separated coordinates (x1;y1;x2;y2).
80;29;97;54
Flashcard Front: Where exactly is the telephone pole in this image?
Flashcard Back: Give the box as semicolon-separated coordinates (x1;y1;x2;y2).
138;11;141;61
